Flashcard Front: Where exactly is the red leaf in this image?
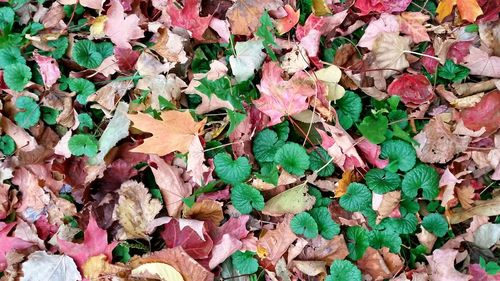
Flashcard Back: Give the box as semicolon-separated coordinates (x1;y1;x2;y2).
104;0;144;49
356;139;389;169
58;214;117;268
161;219;214;260
0;222;32;271
354;0;411;15
114;47;140;72
447;41;472;63
387;73;435;107
274;5;300;35
460;90;500;135
422;46;439;74
167;0;211;41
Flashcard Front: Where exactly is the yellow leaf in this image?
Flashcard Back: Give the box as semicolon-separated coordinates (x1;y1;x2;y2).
90;16;107;38
334;170;352;198
128;110;205;156
82;255;128;280
131;262;184;281
436;0;456;22
262;183;316;216
312;0;331;16
436;0;483;23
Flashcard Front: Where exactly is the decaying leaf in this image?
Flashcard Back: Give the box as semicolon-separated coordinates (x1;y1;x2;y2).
262;183;316;216
257;215;298;264
450;196;500;224
426;249;471;281
22;251;81;281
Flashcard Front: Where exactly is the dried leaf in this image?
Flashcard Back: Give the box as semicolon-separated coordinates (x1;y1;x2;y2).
262;183;316;216
450;196;500;224
425;249;471;281
22;251;81;281
256;215;298;265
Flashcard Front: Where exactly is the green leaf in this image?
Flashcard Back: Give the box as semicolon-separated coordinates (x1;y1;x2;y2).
0;7;15;34
357;114;388;144
274;142;310;176
0;135;16;156
72;40;103;69
479;257;500;275
437;59;470;83
14;96;40;128
256;11;278;61
402;164;440;200
346;226;370;260
253;129;284;163
232;251;259;275
226;110;246;136
196;77;244;110
0;47;25;68
78;113;94;130
309;147;334;177
113;243;131;263
4;63;32;92
95;41;114;58
290;212;319;239
388;109;408;129
67;78;96;105
46;37;69;59
379;213;418;234
365;168;400;194
273;121;289;142
422;213;448;237
214;153;251;184
68;134;98;157
231;183;264;214
255;163;279;185
40;106;59;125
326;260;362;281
335;91;362;129
369;230;401;253
381;140;416;172
309;187;332;208
309;207;339;240
339;183;372;212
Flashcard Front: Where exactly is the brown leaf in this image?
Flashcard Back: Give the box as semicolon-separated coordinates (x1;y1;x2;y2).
87;81;132;113
183;199;224;225
128;110;205;156
151;28;188;64
334;170;353;197
298;235;349;265
357;247;404;281
292;260;327;277
456;185;475;210
416;226;437;252
226;0;283;36
375;190;401;223
256;215;298;265
372;33;411;77
450;196;500;224
82;254;128;280
425;249;471;281
115;180;162;240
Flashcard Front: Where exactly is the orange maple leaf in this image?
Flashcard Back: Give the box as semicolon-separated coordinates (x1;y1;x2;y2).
128;110;205;156
436;0;483;23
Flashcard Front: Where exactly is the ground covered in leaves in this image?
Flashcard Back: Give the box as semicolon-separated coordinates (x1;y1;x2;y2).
0;0;499;280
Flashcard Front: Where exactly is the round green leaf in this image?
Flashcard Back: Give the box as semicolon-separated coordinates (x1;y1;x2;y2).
309;207;339;240
0;135;16;156
78;113;94;130
422;213;448;237
68;134;98;157
214;153;251;184
230;183;264;214
309;147;334;177
379;213;418;235
335;91;362;129
4;63;32;92
381;140;416;172
357;115;388;144
369;229;402;253
365;168;401;194
67;78;96;105
402;164;439;200
0;47;25;68
41;106;59;125
326;260;362;281
274;142;310;175
339;183;371;212
231;251;258;274
72;40;103;69
14;96;40;128
290;212;318;239
253;129;284;163
346;226;370;260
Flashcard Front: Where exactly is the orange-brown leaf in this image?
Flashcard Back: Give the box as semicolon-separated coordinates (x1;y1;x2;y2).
436;0;483;23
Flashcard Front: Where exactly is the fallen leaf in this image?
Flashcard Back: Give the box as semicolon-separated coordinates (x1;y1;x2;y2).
208;233;242;269
183;199;224;225
131;262;184;280
186;136;208;186
274;5;300;35
356;139;389;169
416;226;437;252
22;251;81;281
436;0;483;23
167;0;211;40
229;39;266;82
335;170;353;197
82;254;128;280
128;110;206;156
0;222;32;271
151;28;189;64
399;12;430;44
459;90;500;135
262;183;316;216
358;13;400;50
450;196;500;224
473;223;500;249
114;47;140;72
298;235;349;265
425;249;471;281
463;46;500;78
456;185;474;209
104;0;144;48
257;215;298;265
226;0;283;36
280;45;310;74
292;260;327;276
356;247;404;280
33;52;61;88
161;218;213;259
375;191;401;223
372;33;411;77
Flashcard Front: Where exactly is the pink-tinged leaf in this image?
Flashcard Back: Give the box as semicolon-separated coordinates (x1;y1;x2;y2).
426;249;471;281
319;124;365;171
114;47;140;72
33;52;61;88
358;13;400;50
208;234;242;269
253;62;316;126
355;0;411;15
104;0;144;49
463;46;500;78
161;219;213;260
213;215;250;242
57;214;117;268
447;41;472;63
399;12;430;44
356;139;389;169
478;0;500;23
422;46;439;74
387;73;435;107
275;5;300;35
209;18;230;43
167;0;211;41
0;222;32;271
381;0;412;13
469;263;500;281
459;90;500;135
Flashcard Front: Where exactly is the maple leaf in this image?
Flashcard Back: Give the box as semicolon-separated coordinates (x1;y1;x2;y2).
356;247;403;280
398;12;431;44
387;73;435;108
128;110;205;156
436;0;483;23
226;0;283;36
33;52;60;88
114;47;140;72
161;219;213;259
58;214;117;268
426;249;471;281
256;215;298;264
372;33;411;77
166;0;211;41
358;13;400;50
0;222;32;271
462;46;500;78
253;62;316;126
354;0;412;15
104;0;144;49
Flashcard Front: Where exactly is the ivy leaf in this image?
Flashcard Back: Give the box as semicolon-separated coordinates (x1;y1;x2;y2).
402;164;440;200
253;129;284;163
365;168;401;194
67;78;96;105
309;147;334;177
0;135;16;156
14;96;40;128
339;183;372;212
231;183;264;214
290;212;318;239
437;59;470;83
274;142;310;176
325;260;362;281
72;40;104;69
381;140;416;172
309;207;339;240
231;251;259;274
0;47;25;68
214;153;251;184
422;213;448;237
335;91;362;129
68;134;99;157
4;63;32;92
226;110;246;136
357;114;388;144
369;229;402;253
346;226;370;260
